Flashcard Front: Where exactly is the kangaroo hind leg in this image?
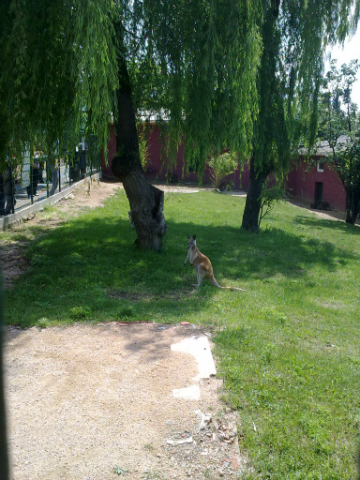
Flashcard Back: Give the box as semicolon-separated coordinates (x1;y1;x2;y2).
191;265;203;287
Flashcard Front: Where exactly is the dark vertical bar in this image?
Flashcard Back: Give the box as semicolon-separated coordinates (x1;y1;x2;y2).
58;141;62;193
9;164;14;215
29;150;34;205
90;150;93;179
0;275;9;480
46;158;50;198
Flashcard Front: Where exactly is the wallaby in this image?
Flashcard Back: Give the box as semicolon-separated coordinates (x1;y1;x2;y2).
185;235;245;291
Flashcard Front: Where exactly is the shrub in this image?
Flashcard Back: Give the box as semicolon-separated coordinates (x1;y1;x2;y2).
208;152;239;190
258;179;287;227
69;306;92;321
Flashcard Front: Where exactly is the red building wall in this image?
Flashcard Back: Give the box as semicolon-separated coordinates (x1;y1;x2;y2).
102;125;347;211
287;158;346;211
102;123;250;188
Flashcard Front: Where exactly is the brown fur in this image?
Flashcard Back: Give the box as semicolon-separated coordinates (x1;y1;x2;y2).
184;235;245;291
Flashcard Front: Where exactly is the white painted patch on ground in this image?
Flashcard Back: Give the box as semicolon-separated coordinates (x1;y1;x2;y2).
172;384;201;400
171;335;217;382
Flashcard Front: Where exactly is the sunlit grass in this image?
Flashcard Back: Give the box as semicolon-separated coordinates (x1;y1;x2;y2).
3;187;360;478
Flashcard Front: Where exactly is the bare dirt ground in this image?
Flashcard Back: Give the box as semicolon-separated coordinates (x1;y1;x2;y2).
2;179;248;480
5;323;246;480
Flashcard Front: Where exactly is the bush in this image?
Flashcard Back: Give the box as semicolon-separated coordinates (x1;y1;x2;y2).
69;306;92;321
258;179;287;227
208;152;239;190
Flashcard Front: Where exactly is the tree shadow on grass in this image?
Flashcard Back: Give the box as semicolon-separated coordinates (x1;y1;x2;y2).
293;215;360;235
179;220;357;281
5;214;358;327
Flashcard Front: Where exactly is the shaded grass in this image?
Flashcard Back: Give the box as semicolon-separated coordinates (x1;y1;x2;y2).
3;188;360;478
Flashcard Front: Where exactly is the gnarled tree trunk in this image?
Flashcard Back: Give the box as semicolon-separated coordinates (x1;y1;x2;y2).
111;36;167;250
241;157;270;233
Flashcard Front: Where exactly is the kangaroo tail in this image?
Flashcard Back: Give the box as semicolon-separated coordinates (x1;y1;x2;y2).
209;276;245;291
209;276;222;288
220;286;246;291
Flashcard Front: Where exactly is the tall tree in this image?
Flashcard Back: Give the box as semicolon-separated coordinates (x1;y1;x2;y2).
241;0;359;232
112;0;262;248
317;60;360;224
111;22;167;249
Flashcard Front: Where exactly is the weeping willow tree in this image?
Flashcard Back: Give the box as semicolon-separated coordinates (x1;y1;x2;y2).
0;0;118;170
241;0;360;232
112;0;262;249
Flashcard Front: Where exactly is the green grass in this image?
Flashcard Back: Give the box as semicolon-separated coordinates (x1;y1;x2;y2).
3;188;360;478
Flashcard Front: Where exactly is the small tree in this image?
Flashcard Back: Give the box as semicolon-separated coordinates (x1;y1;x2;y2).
258;179;287;228
208;152;239;191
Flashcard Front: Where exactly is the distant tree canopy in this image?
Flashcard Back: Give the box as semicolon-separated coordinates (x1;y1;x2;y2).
318;59;359;143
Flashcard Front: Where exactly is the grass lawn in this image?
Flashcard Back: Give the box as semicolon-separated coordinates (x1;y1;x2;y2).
3;188;360;479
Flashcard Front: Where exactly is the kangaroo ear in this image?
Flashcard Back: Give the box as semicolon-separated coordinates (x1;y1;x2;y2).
187;234;190;239
192;235;196;240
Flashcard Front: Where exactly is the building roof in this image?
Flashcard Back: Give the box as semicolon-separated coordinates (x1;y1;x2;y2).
299;135;349;157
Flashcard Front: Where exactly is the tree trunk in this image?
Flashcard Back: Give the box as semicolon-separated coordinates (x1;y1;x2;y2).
111;32;167;250
345;190;360;225
241;157;270;233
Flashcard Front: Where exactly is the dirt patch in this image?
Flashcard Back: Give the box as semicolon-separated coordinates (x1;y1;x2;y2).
0;244;29;290
5;322;248;480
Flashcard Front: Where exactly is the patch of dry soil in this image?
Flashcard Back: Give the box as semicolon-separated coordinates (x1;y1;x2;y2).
5;323;248;480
